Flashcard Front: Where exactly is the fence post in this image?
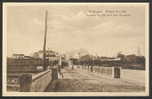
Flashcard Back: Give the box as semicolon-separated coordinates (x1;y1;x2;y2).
112;66;121;78
19;74;32;92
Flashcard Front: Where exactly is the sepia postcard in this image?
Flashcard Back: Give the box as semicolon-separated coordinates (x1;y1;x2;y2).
3;3;149;96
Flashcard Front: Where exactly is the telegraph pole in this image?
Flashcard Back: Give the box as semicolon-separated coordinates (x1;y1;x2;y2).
43;10;48;71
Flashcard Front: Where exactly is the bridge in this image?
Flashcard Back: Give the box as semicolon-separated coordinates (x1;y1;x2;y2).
7;10;145;93
8;65;145;92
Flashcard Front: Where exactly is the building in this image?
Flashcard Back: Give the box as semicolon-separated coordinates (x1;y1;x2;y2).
33;50;59;60
7;55;45;73
12;54;24;59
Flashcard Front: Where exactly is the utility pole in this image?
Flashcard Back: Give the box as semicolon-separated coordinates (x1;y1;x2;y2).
43;10;48;71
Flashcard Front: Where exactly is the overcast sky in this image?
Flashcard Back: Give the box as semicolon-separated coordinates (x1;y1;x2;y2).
5;3;148;57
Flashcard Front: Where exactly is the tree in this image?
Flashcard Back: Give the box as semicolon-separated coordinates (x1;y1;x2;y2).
117;52;126;63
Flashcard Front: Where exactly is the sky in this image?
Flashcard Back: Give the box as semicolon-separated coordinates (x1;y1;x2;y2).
5;3;148;57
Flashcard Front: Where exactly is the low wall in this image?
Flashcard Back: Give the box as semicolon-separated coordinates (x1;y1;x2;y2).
31;70;52;92
19;68;58;92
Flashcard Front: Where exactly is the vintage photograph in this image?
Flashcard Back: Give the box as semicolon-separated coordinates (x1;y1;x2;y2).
3;3;149;96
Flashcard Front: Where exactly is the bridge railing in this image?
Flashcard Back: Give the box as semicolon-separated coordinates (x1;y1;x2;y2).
77;65;121;79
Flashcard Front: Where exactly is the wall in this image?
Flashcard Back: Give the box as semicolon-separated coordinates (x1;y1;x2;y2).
19;68;59;92
30;70;52;92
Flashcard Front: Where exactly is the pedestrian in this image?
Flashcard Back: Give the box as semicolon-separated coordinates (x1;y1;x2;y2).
58;65;64;78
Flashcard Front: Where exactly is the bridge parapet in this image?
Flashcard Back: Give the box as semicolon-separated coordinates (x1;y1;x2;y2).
77;65;121;79
19;68;58;92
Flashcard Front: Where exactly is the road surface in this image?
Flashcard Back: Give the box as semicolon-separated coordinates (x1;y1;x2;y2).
45;67;145;92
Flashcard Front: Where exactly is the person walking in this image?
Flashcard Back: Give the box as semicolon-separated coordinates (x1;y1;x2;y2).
58;65;64;78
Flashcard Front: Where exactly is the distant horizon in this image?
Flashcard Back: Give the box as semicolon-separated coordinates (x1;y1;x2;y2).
7;48;145;58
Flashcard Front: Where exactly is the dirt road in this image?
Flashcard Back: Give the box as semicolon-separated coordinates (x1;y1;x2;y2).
45;67;145;92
